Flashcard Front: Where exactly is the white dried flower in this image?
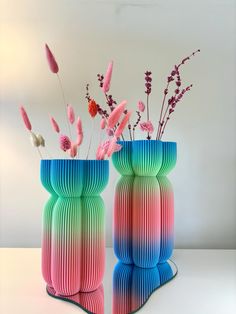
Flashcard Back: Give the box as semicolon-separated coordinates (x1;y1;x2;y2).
37;134;45;147
30;132;40;147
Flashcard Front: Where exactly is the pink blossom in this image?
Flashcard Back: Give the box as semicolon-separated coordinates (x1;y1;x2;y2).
19;106;32;131
60;135;71;151
115;111;132;138
67;104;75;124
76;116;83;134
102;61;113;93
140;121;154;134
100;118;106;129
107;100;127;128
138;101;145;112
50;116;60;133
45;44;59;73
106;128;114;136
70;142;77;158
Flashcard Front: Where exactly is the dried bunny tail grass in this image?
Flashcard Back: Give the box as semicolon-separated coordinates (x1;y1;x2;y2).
76;133;83;146
50;116;60;133
115;111;132;138
102;61;113;93
107;100;127;128
107;137;122;158
19;106;32;131
67;104;75;124
100;118;106;129
76;116;83;134
45;43;59;73
70;142;77;158
30;132;40;147
37;134;45;147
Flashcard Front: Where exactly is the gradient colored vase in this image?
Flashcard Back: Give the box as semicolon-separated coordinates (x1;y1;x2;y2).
40;160;58;287
112;140;176;268
112;261;175;314
40;159;109;297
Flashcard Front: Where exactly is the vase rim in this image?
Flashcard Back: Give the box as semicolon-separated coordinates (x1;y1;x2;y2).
40;159;109;162
117;140;176;144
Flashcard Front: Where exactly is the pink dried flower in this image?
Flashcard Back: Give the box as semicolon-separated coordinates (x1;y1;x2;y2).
107;137;122;157
45;44;59;74
138;101;145;112
76;116;83;134
115;111;132;138
76;133;83;146
140;121;154;134
50;116;60;133
70;142;77;158
100;139;111;154
106;128;114;136
19;106;32;131
96;145;106;160
60;135;71;151
102;61;113;93
107;100;127;128
100;118;106;129
67;104;75;124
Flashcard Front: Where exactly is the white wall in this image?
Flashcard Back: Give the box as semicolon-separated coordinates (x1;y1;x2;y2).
0;0;236;248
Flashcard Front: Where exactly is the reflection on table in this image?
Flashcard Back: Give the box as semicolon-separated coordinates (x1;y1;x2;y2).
112;261;176;314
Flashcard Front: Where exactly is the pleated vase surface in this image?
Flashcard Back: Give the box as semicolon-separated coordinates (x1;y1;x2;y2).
40;159;109;296
112;140;176;268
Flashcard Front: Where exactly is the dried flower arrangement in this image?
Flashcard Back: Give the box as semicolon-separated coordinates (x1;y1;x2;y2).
19;45;200;159
19;44;131;160
90;49;200;141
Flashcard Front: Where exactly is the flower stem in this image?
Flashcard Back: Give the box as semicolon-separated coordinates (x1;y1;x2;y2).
146;94;151;139
86;118;95;160
160;114;170;140
36;147;43;159
56;74;72;139
157;82;169;140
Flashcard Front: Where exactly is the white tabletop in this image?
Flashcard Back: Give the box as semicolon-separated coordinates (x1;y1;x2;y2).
0;248;236;314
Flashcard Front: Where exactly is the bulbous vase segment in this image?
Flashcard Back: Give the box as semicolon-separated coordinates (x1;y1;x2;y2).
132;140;163;176
114;176;134;264
132;177;161;268
82;160;109;195
80;196;105;292
52;197;82;296
112;141;133;176
158;176;174;263
158;142;177;176
112;140;176;267
51;160;84;197
40;160;58;287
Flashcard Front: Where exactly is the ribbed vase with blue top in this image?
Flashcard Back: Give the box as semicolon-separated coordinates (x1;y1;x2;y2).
40;159;109;297
112;140;177;268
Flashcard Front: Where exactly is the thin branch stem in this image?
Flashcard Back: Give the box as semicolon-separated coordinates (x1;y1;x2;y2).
36;147;43;159
146;94;151;139
56;74;72;139
160;115;170;140
157;82;169;139
158;104;170;139
86;118;95;160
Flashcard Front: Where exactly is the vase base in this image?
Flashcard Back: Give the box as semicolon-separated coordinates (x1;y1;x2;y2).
46;259;178;314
